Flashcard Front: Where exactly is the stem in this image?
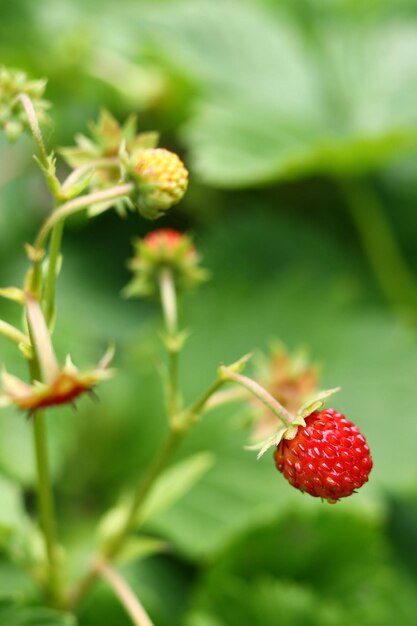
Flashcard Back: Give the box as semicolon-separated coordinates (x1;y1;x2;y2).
26;296;59;384
68;429;182;608
158;268;180;418
220;369;293;426
96;560;155;626
0;319;28;346
342;179;417;317
43;220;65;328
68;375;224;609
29;358;60;604
34;183;134;252
187;379;225;417
159;268;178;335
18;94;48;166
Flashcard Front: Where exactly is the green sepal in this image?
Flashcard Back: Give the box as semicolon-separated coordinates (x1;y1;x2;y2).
60;170;94;201
246;413;307;459
130;131;160;152
297;387;341;420
0;287;25;305
116;536;169;565
218;353;252;379
34;152;61;198
160;329;191;353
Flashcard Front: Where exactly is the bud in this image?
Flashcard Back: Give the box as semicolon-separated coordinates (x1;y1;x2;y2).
131;149;189;220
0;297;114;414
0;67;49;141
124;228;208;298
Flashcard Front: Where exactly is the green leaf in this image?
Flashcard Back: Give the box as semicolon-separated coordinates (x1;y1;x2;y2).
98;452;214;547
116;536;169;565
138;451;215;526
140;0;417;187
0;603;77;626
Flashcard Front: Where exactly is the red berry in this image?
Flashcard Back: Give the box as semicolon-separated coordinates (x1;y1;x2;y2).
274;409;372;502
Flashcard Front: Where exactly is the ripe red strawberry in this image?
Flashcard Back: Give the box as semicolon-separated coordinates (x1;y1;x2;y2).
274;408;372;502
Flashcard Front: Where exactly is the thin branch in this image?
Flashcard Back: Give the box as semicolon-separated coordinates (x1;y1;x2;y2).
96;560;154;626
34;183;134;251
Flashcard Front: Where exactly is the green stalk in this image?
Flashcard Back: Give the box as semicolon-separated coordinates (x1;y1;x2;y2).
158;267;180;419
68;429;181;608
34;183;134;252
342;180;417;320
0;319;28;346
18;94;48;167
19;92;62;603
43;220;64;328
68;375;224;609
96;560;155;626
219;368;293;426
28;359;60;603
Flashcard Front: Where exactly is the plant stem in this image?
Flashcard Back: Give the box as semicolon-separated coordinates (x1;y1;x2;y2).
96;560;155;626
18;94;48;166
342;179;417;318
34;183;134;252
0;319;28;346
158;268;180;419
68;428;182;608
43;220;65;328
29;358;60;604
220;368;293;426
159;268;178;335
68;374;224;609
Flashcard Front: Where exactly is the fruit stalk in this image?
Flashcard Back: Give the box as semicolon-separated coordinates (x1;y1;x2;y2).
158;267;180;418
96;560;155;626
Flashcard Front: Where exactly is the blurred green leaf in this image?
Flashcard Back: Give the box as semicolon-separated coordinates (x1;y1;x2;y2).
116;536;169;565
139;451;215;525
185;509;417;626
0;603;77;626
139;0;417;186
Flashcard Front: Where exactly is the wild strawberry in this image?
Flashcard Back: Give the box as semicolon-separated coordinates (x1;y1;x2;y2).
274;408;372;502
124;229;208;298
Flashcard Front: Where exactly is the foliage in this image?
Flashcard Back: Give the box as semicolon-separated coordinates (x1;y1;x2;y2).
0;0;417;624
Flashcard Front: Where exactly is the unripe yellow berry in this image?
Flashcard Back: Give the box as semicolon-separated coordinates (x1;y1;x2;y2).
133;148;188;219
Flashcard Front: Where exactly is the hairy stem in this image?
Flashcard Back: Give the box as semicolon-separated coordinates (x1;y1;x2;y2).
43;220;64;328
0;319;28;346
68;428;182;607
34;183;134;252
18;94;48;166
96;560;155;626
68;375;224;609
29;359;60;604
159;268;180;419
342;180;417;318
219;368;293;426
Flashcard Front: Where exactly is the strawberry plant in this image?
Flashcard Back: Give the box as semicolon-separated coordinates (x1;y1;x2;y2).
0;67;373;625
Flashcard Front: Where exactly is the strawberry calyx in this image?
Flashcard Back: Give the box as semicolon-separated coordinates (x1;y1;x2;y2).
246;386;341;459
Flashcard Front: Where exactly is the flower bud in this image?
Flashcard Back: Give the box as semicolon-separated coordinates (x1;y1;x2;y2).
0;67;49;141
132;149;188;220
